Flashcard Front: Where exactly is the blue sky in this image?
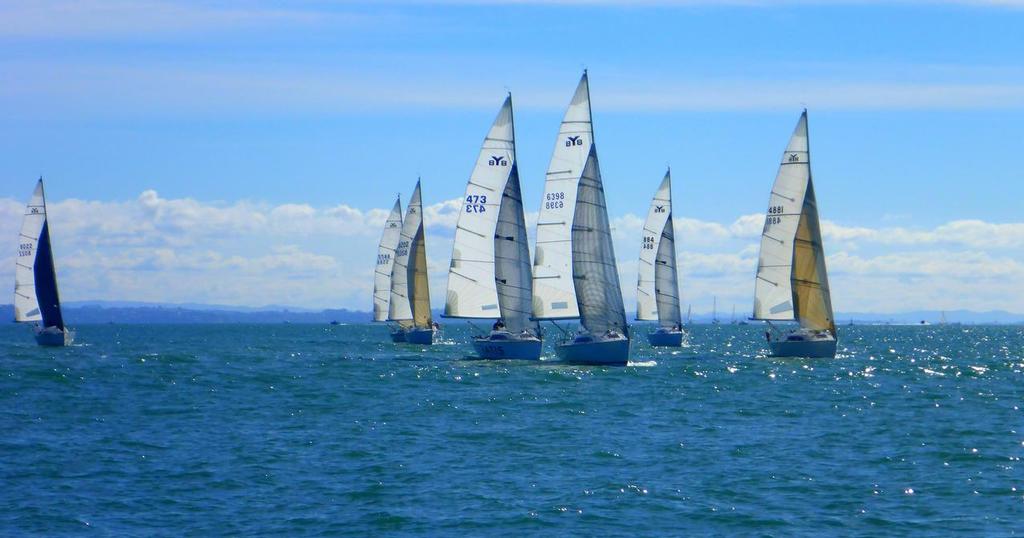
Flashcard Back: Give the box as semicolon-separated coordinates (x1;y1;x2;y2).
1;0;1023;314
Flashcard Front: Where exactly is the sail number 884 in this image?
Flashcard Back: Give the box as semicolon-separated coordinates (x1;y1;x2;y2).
545;191;565;209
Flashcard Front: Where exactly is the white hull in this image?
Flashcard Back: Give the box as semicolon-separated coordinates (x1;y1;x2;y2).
34;326;74;347
647;328;684;347
471;332;542;360
556;334;630;366
769;334;836;358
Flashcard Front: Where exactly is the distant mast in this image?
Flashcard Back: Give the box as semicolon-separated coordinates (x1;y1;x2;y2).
636;169;682;328
372;196;403;322
752;111;836;334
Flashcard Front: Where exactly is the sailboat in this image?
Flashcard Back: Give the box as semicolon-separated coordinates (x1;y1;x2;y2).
752;110;837;358
711;296;719;324
444;95;541;359
532;71;630;366
373;195;403;339
15;178;74;346
636;169;684;347
388;180;436;345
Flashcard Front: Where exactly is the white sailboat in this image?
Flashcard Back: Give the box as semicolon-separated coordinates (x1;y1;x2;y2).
532;72;630;365
444;95;541;359
636;169;685;347
388;180;436;345
373;195;403;339
15;178;74;346
752;110;837;358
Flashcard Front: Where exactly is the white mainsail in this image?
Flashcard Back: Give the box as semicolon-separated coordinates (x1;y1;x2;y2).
373;196;403;322
636;170;682;327
15;178;66;331
445;95;537;334
389;180;431;328
752;111;835;333
532;72;594;320
14;180;47;322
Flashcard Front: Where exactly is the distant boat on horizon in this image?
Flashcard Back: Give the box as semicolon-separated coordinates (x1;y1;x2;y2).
752;111;837;358
636;169;685;347
14;178;74;346
532;71;630;366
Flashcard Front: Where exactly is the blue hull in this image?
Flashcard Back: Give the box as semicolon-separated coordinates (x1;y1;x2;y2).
404;328;435;345
556;337;630;366
471;336;542;360
389;331;406;343
35;327;73;347
769;338;836;358
647;329;684;347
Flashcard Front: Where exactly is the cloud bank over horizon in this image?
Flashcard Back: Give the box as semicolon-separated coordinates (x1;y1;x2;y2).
2;191;1021;315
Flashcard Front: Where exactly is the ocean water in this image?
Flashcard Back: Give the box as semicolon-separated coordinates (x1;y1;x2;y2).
1;322;1021;536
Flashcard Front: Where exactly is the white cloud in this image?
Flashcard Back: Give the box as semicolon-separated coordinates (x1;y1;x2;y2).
1;192;1023;313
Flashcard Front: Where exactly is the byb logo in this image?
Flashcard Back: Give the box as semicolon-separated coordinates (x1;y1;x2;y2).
565;135;583;147
788;153;801;163
488;155;508;166
654;205;666;213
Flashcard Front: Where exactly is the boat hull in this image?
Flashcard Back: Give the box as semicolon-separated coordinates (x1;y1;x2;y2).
647;328;684;347
769;338;836;358
404;327;435;345
556;336;630;366
35;326;74;347
389;330;407;343
471;333;542;360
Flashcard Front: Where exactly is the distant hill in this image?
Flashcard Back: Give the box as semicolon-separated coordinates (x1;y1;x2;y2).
1;303;1021;325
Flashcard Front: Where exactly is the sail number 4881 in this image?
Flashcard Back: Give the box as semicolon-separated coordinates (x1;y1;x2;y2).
764;205;785;227
18;243;33;257
545;191;565;209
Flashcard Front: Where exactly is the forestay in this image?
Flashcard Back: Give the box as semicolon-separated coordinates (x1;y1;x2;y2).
572;147;628;336
14;179;65;330
637;170;681;327
532;73;593;320
752;111;835;333
373;197;403;322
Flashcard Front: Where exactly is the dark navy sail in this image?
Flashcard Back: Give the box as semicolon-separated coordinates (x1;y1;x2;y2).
33;221;65;330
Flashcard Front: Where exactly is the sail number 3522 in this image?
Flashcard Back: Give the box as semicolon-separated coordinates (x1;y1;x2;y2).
545;191;565;209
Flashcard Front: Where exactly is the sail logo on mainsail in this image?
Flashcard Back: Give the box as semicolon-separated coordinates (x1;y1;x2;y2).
655;205;666;213
488;155;508;166
788;153;801;162
565;135;584;147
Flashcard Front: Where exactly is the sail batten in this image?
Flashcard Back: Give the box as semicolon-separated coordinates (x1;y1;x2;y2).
752;111;835;333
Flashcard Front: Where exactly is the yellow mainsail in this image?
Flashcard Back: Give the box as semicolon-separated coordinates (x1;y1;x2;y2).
791;180;835;334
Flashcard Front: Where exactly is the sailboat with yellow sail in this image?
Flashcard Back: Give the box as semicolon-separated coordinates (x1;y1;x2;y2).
752;111;837;358
388;180;437;345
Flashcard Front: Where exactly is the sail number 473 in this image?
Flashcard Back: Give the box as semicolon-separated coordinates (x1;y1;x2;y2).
545;191;565;209
465;194;488;213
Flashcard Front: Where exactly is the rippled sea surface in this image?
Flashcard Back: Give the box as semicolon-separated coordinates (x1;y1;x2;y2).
1;323;1022;536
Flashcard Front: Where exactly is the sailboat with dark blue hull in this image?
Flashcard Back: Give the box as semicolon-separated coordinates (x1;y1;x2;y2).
15;179;74;346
